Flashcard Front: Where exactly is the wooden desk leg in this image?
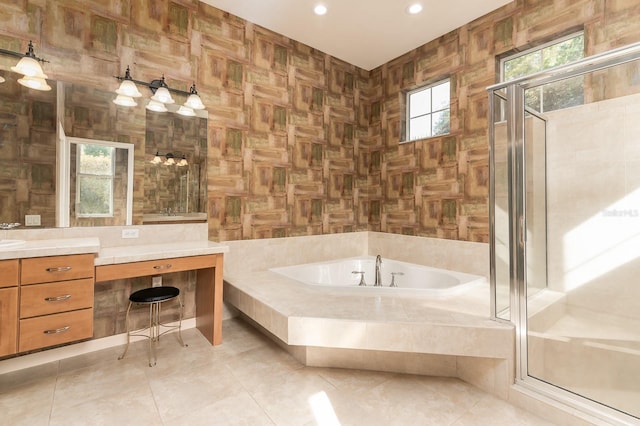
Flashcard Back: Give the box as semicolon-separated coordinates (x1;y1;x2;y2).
195;254;223;345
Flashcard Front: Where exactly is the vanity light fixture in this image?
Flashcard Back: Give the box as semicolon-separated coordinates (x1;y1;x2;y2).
150;152;188;166
114;66;206;114
0;41;51;91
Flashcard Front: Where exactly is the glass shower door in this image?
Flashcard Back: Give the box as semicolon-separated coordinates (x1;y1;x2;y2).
523;68;640;419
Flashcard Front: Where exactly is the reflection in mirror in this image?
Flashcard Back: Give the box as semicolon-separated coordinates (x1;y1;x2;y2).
0;70;57;227
58;136;134;227
144;110;207;224
0;68;208;228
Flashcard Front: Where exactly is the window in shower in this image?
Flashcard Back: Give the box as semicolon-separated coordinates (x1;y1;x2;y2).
404;79;450;141
501;32;584;113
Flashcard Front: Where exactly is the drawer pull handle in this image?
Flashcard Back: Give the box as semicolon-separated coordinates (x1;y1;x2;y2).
44;294;72;302
153;264;172;270
44;326;70;335
46;266;72;273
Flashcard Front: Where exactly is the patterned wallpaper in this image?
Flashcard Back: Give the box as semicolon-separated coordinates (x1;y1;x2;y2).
0;0;639;242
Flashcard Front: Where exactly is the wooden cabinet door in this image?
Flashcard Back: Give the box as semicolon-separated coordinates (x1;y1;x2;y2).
0;287;18;356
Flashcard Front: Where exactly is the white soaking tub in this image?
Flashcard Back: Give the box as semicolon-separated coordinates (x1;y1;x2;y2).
269;256;485;297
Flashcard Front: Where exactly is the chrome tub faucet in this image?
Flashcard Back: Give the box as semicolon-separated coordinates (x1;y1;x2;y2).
374;255;382;286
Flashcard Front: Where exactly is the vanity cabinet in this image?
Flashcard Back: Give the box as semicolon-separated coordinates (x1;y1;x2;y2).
18;254;94;353
0;260;19;356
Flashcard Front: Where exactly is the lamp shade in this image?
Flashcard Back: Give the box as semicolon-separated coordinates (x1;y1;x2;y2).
113;94;137;107
17;76;52;91
146;100;168;112
184;93;205;110
176;105;196;117
116;79;142;97
164;154;176;165
11;56;48;78
150;152;163;164
150;87;174;104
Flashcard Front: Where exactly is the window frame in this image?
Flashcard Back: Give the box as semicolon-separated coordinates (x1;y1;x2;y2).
403;78;451;143
75;142;116;218
499;31;585;113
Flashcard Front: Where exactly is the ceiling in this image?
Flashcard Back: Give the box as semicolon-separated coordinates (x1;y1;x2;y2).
199;0;513;70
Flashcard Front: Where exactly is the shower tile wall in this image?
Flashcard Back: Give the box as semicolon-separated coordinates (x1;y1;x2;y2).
1;0;640;242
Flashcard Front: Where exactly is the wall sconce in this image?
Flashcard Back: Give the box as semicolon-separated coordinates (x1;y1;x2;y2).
151;152;188;167
0;41;51;91
114;65;205;115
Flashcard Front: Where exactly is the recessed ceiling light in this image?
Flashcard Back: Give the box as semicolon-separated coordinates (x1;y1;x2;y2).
407;3;423;14
314;4;327;15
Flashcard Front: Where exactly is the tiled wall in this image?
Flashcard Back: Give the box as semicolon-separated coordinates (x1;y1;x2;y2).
1;1;640;242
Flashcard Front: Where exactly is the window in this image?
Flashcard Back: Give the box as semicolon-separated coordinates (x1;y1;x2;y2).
406;79;450;141
76;143;115;217
501;32;584;113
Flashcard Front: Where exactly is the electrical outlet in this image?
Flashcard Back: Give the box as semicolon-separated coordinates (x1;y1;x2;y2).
121;229;139;239
25;214;41;226
152;276;162;287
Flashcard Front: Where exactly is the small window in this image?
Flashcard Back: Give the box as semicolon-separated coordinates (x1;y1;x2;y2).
405;79;450;141
501;32;584;113
76;144;115;217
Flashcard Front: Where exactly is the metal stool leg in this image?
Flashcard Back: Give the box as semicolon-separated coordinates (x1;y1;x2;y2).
118;301;133;361
175;294;186;348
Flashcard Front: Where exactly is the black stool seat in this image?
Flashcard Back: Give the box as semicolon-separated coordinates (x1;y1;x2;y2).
130;286;180;303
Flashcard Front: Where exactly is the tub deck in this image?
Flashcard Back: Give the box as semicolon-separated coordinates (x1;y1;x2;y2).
224;268;514;361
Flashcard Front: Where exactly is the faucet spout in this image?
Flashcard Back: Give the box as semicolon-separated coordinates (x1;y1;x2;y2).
374;255;382;286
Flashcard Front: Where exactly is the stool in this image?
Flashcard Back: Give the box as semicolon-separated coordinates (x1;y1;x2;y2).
118;286;186;366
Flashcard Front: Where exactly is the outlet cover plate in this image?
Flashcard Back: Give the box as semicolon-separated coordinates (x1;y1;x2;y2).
121;229;139;239
25;215;41;226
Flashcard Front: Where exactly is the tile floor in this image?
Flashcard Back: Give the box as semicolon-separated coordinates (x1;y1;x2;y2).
0;318;555;426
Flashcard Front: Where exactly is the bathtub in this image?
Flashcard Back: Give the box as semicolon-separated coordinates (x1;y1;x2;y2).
269;256;486;297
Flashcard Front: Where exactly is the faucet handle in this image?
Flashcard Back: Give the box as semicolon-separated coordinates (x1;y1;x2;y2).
352;271;367;286
390;272;404;287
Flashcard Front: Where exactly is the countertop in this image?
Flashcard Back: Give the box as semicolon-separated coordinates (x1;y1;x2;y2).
0;238;100;260
95;241;229;265
0;238;229;264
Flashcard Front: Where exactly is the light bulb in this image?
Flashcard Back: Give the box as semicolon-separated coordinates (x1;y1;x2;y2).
314;4;327;15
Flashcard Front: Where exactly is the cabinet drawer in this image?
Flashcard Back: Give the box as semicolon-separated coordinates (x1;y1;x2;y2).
95;254;218;282
0;259;19;288
20;278;94;319
21;254;94;285
19;308;93;352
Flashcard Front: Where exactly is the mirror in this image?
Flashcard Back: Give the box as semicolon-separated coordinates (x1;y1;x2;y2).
143;109;207;224
0;69;207;228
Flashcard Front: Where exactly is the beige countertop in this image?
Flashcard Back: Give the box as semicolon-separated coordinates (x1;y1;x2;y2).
0;238;228;264
95;241;229;265
0;238;100;260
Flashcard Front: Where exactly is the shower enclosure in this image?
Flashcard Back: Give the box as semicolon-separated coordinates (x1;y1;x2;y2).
489;42;640;423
